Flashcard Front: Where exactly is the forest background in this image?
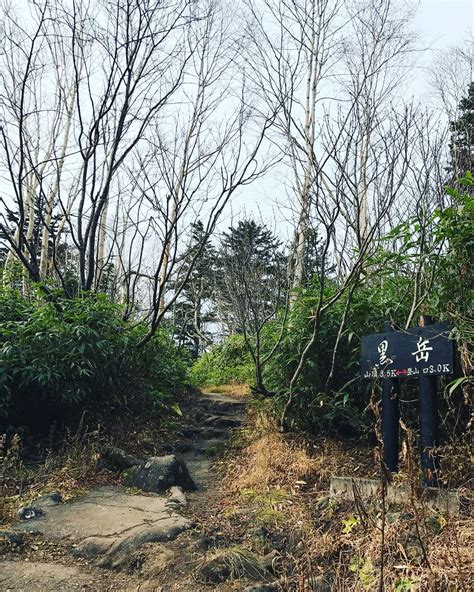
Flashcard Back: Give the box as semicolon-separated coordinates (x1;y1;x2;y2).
0;0;471;464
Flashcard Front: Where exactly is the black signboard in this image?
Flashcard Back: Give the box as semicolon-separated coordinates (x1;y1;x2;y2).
361;323;454;379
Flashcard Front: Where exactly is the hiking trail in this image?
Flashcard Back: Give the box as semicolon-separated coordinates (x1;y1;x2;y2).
0;392;250;592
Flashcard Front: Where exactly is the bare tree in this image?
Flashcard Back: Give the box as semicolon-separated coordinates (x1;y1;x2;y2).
85;0;279;344
429;39;474;120
243;0;343;293
334;0;417;249
240;0;422;425
1;0;198;292
0;0;278;347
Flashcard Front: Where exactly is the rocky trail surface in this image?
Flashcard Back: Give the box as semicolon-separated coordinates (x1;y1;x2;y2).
0;392;265;592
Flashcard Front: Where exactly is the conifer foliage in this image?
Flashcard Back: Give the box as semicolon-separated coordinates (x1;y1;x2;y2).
449;82;474;186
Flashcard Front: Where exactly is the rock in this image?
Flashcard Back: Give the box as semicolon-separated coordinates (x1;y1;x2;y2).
173;441;193;454
95;517;194;570
165;486;187;510
251;527;270;538
386;512;401;524
0;560;112;589
163;440;194;454
204;415;241;429
250;529;272;554
398;531;425;565
244;584;279;592
194;534;227;552
0;531;24;553
314;496;331;514
425;515;444;534
250;527;285;553
197;426;230;440
17;506;44;521
169;485;187;504
123;455;195;493
102;446;141;471
198;555;231;583
34;492;63;509
13;486;193;571
72;537;113;560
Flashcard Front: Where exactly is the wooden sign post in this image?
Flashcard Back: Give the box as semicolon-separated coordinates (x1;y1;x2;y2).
381;321;400;473
361;319;454;487
418;316;440;486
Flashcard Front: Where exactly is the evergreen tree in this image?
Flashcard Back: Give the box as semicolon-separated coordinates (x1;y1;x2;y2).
172;221;217;357
215;219;287;394
301;228;336;285
449;82;474;187
216;219;285;335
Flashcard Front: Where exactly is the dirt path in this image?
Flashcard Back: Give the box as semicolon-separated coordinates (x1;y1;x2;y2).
0;392;248;592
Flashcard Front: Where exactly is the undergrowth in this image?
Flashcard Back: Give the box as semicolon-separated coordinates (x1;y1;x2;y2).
206;404;473;591
0;424;105;524
0;288;188;432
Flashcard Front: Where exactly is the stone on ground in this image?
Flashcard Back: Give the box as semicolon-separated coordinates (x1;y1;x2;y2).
123;454;196;493
0;560;141;591
102;446;142;471
4;392;247;589
0;561;96;591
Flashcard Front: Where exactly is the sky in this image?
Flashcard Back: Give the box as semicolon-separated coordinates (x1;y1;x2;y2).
1;0;472;247
417;0;473;48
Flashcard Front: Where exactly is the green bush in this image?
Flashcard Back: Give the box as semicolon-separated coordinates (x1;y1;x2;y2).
190;334;254;387
0;289;187;431
264;177;473;435
262;280;377;434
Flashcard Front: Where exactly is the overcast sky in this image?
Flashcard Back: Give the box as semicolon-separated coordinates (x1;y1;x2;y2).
418;0;472;48
2;0;472;243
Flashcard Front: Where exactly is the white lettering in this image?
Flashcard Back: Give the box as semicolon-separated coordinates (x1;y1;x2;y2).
412;336;433;363
378;339;393;366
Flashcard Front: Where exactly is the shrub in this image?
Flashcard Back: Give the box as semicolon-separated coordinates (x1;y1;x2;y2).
190;334;253;388
0;289;187;431
264;177;473;435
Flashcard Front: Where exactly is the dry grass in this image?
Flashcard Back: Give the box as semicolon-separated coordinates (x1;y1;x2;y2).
230;432;314;493
209;407;473;591
0;428;115;525
326;502;474;591
201;383;251;397
197;545;272;583
0;397;191;526
227;408;375;495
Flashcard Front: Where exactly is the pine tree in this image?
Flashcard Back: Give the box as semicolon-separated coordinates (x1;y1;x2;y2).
449;82;474;187
214;219;287;394
216;219;285;335
172;221;217;357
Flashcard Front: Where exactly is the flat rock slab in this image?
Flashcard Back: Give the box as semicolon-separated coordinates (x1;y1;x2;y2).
13;486;192;568
0;560;141;591
0;561;95;591
330;476;466;514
